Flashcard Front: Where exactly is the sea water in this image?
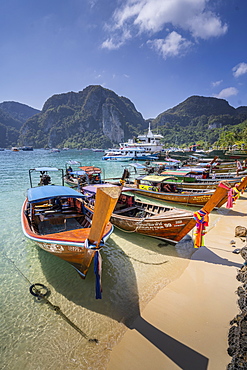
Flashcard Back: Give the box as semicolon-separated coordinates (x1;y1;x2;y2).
0;149;201;370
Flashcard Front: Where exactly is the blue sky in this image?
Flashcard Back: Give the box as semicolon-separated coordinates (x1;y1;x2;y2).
0;0;246;118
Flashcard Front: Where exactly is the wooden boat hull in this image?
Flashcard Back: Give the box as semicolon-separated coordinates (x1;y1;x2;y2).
133;175;247;207
132;188;214;206
82;181;233;243
173;178;240;191
21;196;113;278
111;208;193;242
64;177;78;187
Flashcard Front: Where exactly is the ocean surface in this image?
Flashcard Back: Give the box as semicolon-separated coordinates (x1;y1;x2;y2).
0;149;212;370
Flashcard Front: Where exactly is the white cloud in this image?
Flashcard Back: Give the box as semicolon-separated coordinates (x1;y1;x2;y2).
211;80;223;87
101;38;123;50
186;10;228;39
102;0;228;53
232;63;247;78
148;31;192;59
214;87;238;99
101;28;131;49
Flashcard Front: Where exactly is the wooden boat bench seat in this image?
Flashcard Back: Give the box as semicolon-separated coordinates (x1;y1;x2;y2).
38;212;82;222
114;206;138;214
141;208;157;215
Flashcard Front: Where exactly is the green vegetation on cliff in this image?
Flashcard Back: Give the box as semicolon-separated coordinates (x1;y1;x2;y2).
18;85;146;148
152;96;247;149
0;88;246;149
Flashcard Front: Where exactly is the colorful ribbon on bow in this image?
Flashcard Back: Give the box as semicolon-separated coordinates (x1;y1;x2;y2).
193;209;209;248
232;185;241;203
218;182;241;208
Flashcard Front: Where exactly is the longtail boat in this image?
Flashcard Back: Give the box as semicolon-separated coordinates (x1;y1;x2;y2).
81;180;242;243
155;177;242;191
65;161;102;188
22;168;121;296
125;175;219;206
161;167;247;179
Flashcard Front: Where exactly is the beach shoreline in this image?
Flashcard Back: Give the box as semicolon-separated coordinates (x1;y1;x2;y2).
107;193;247;370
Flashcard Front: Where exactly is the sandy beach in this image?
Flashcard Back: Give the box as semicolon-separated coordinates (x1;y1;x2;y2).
108;193;247;370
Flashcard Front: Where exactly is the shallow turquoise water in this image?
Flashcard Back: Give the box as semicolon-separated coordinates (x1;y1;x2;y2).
0;149;197;370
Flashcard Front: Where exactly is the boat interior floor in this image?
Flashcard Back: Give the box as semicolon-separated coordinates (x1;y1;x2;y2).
38;217;82;235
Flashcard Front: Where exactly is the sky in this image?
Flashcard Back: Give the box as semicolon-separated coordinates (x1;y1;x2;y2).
0;0;247;119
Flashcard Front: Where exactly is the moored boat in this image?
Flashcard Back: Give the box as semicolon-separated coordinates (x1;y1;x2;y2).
119;122;164;153
81;182;232;243
65;162;103;188
127;175;216;206
20;146;34;151
21;168;121;297
102;147;158;161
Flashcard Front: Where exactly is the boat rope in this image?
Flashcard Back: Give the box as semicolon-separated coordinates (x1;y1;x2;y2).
4;254;33;285
2;253;98;343
114;214;152;234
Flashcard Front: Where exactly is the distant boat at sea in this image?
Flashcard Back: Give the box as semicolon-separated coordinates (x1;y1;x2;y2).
20;146;33;151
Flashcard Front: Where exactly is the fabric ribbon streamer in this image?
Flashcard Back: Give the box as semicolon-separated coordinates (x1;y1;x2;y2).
232;186;241;203
218;182;233;209
219;181;242;208
94;250;102;299
193;209;209;248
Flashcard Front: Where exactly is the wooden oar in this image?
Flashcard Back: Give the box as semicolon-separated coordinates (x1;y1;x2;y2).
88;186;122;246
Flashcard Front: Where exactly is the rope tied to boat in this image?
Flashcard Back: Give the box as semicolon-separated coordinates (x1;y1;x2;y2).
29;284;98;343
3;253;99;343
193;209;209;248
85;239;103;299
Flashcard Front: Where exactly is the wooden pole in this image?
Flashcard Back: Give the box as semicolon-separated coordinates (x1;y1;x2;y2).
88;186;121;246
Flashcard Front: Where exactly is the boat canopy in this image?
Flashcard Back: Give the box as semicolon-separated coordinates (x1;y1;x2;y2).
126;163;148;169
179;166;207;173
32;167;61;172
161;168;206;176
66;160;81;165
70;171;87;176
27;185;85;203
79;166;102;174
82;184;135;194
161;170;191;176
141;175;177;182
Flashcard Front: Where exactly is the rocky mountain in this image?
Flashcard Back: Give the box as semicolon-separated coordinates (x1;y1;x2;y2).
152;96;247;146
153;96;247;126
0;102;40;148
0;101;40;125
1;87;247;148
18;85;146;148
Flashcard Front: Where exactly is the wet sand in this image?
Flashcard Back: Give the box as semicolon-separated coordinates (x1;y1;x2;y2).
108;193;247;370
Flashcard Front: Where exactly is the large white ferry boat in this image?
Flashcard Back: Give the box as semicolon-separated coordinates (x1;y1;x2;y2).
102;147;158;161
119;123;164;153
